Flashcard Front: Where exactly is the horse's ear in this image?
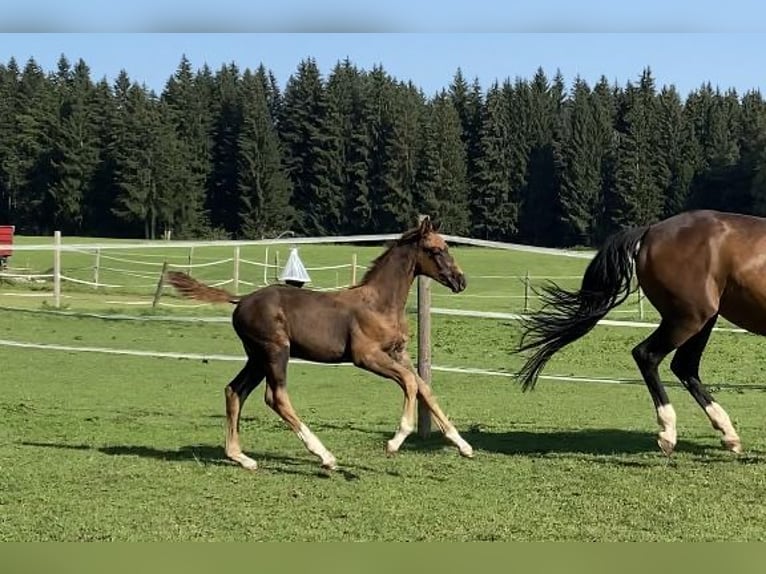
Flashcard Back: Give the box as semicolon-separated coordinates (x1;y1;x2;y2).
418;216;434;235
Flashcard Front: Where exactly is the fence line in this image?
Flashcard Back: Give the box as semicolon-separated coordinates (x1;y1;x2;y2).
0;338;673;388
0;303;751;336
10;231;598;257
9;233;402;252
4;230;639;317
5;245;362;295
429;307;748;333
2;337;763;391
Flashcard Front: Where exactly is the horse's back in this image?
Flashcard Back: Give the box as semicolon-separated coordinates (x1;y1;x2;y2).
639;210;766;332
233;284;356;362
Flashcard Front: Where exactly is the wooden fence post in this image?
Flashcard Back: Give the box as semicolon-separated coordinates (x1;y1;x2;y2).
417;215;432;438
53;230;61;308
93;248;101;289
638;286;645;320
263;247;270;285
233;246;240;294
187;247;194;275
152;261;169;308
523;270;531;313
274;250;280;281
351;253;357;285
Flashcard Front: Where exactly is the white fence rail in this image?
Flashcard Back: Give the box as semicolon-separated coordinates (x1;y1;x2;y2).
0;230;652;318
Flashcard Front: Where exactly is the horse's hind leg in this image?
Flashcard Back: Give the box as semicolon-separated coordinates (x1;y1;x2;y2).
263;346;338;470
225;361;265;470
669;315;742;453
632;318;709;456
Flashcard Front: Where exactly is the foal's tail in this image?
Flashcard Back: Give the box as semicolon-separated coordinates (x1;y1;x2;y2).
165;271;240;304
515;225;649;391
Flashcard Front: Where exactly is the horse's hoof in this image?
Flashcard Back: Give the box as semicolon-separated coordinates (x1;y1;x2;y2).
459;445;475;459
230;454;258;471
722;438;743;454
385;441;399;456
321;459;338;471
657;436;675;457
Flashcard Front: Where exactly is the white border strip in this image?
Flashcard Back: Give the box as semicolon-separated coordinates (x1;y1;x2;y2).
0;304;751;334
2;338;762;390
430;307;749;333
10;233;596;259
0;338;636;386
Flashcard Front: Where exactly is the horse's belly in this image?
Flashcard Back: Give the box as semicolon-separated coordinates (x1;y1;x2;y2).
288;332;350;363
719;284;766;335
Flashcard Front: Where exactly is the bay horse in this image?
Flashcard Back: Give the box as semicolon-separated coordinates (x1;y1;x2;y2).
516;209;761;456
166;217;474;471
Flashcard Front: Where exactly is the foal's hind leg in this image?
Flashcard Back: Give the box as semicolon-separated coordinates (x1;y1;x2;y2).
669;315;742;453
632;318;709;456
225;361;265;470
263;346;337;470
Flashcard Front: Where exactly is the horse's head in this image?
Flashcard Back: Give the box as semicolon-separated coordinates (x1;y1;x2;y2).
412;216;467;293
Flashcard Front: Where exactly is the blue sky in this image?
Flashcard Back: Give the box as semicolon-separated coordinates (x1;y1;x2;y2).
2;2;766;97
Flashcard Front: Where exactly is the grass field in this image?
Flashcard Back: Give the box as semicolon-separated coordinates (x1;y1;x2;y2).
2;234;613;317
3;237;766;541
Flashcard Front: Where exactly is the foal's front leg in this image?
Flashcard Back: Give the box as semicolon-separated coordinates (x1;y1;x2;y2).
396;351;474;458
356;349;420;454
357;349;474;457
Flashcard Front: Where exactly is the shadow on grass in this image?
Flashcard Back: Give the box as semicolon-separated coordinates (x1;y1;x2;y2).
19;441;396;481
23;427;764;476
461;427;706;456
315;422;766;463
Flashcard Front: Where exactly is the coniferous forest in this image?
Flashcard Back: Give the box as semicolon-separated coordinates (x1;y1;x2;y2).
1;54;765;247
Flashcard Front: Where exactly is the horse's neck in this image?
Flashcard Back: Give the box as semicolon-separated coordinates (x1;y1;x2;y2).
362;246;416;312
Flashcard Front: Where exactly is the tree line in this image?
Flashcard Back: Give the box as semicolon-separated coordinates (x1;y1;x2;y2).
1;54;766;247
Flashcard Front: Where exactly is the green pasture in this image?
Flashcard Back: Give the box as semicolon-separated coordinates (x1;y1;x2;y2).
2;301;766;541
2;234;657;320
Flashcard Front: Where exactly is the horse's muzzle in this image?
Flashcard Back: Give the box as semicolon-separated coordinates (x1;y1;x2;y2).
451;273;467;293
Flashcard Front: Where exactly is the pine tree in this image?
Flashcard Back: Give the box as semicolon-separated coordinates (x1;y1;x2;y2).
610;69;666;229
686;85;743;211
161;55;213;237
370;79;421;231
81;76;121;235
740;91;766;214
48;58;100;233
519;68;565;245
473;82;519;239
207;64;243;234
280;58;343;235
14;58;58;233
326;59;374;233
555;77;603;245
237;68;293;238
415;91;469;234
0;58;20;224
655;85;696;217
592;77;621;241
112;83;177;239
449;70;483;237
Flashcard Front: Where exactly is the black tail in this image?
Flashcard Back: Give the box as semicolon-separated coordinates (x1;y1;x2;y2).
516;225;649;391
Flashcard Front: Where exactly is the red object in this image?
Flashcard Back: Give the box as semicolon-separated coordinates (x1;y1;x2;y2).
0;225;14;258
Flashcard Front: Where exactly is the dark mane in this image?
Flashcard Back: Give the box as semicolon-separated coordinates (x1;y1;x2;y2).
359;226;421;285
